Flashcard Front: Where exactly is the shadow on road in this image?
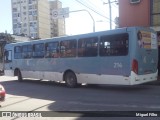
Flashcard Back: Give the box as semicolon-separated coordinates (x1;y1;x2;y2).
0;78;160;119
0;78;155;95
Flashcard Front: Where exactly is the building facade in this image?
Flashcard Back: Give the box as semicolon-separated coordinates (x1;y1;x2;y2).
119;0;160;32
119;0;160;75
119;0;150;27
11;0;65;39
11;0;51;39
150;0;160;32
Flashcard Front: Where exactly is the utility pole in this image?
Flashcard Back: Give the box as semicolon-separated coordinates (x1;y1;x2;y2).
103;0;118;30
103;0;112;30
108;0;112;30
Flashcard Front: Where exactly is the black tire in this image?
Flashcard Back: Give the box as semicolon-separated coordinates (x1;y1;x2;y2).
64;72;77;88
17;70;23;82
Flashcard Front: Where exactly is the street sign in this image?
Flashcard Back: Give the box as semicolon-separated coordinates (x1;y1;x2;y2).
52;11;58;19
52;7;69;19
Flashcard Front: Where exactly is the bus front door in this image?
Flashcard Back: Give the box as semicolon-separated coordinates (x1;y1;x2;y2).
4;50;13;76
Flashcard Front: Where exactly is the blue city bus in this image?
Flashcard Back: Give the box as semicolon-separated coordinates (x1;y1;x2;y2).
4;27;158;87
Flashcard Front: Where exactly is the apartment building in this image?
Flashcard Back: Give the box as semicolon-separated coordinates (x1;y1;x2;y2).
12;0;51;39
49;0;65;37
12;0;65;39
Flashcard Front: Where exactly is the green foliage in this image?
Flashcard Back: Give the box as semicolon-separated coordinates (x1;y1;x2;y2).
0;33;16;62
0;33;16;43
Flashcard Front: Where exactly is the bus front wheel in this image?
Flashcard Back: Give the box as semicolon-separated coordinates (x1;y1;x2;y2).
17;70;23;82
64;72;77;88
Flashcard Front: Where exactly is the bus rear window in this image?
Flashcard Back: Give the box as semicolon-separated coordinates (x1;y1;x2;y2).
100;33;129;56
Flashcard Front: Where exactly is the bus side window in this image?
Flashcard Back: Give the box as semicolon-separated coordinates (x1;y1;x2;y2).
60;40;77;58
33;43;44;58
100;33;129;56
45;42;59;58
22;45;32;59
99;41;111;56
78;37;98;57
5;50;12;63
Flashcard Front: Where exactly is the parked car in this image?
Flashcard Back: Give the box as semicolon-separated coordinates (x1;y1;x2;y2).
0;84;6;102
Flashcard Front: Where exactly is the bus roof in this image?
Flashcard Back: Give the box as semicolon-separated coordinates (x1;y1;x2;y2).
5;26;155;46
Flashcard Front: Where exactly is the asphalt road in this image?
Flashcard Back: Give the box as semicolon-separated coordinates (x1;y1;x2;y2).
0;76;160;120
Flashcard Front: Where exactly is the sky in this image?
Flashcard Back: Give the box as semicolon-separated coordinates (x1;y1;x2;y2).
0;0;119;35
0;1;12;33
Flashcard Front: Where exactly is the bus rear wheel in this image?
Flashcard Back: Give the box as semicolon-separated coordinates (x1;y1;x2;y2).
64;72;77;88
17;70;23;82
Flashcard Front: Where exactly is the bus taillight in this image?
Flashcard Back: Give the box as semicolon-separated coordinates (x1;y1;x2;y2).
132;59;138;74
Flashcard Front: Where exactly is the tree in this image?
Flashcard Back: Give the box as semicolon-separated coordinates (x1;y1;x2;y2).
0;33;15;62
0;33;16;43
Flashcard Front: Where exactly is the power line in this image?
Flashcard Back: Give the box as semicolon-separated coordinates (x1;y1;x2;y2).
100;0;105;3
100;0;118;9
112;3;118;8
76;0;107;18
75;0;115;23
85;0;107;16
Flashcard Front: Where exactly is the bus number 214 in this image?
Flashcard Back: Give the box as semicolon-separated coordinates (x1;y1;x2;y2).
114;63;123;68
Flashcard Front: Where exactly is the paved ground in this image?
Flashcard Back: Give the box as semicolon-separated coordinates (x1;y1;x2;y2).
0;76;160;120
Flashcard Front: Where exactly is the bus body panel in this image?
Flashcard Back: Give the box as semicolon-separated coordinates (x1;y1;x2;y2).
4;27;158;86
130;71;158;85
128;27;158;75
